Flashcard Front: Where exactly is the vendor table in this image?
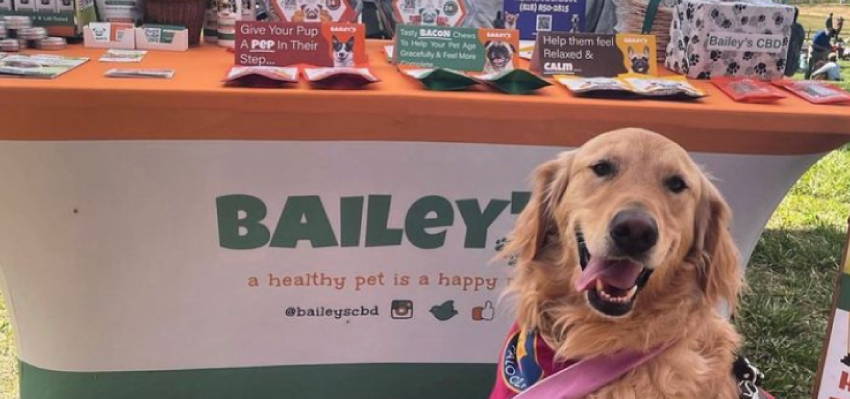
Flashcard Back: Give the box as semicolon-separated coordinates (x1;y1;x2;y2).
0;40;849;399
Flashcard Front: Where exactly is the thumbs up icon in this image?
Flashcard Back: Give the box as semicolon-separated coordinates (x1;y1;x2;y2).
472;301;495;321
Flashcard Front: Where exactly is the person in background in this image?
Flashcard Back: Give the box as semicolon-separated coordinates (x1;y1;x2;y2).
807;28;833;78
811;53;843;81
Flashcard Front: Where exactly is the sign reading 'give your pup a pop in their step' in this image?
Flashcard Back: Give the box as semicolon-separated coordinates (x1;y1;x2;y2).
235;21;366;67
393;25;519;72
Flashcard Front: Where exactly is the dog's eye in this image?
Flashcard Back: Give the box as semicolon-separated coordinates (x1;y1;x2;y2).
591;160;615;177
664;175;688;193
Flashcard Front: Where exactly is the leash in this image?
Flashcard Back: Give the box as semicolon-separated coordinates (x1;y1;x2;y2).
514;343;672;399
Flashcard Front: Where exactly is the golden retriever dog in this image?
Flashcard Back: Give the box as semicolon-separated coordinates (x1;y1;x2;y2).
498;128;743;398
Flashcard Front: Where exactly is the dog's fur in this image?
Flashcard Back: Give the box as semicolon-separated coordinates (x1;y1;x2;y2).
502;128;742;398
628;46;651;74
484;41;515;73
332;35;355;67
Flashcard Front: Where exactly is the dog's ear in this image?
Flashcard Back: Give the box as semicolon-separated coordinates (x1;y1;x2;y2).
691;175;742;310
628;46;635;58
643;45;650;58
510;43;516;54
346;36;355;47
484;40;492;48
507;151;574;262
332;35;340;45
300;4;306;10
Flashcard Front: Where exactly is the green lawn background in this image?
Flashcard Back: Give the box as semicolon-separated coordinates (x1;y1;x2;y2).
0;4;849;399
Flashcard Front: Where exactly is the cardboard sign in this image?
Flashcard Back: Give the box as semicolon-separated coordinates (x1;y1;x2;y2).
814;218;850;399
268;0;357;23
235;21;366;67
530;32;656;77
503;0;585;40
391;0;468;27
393;25;519;73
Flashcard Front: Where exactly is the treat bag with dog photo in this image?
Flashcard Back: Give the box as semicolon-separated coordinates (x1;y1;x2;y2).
502;0;586;40
531;32;657;77
268;0;357;23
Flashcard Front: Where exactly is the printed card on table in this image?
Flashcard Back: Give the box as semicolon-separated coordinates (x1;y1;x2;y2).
530;32;656;77
393;25;519;73
235;21;366;67
503;0;585;40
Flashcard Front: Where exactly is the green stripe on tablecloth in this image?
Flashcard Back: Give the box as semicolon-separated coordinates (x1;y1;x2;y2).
838;273;850;311
21;361;495;399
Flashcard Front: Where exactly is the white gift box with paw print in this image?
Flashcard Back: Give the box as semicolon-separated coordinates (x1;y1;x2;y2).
665;0;794;80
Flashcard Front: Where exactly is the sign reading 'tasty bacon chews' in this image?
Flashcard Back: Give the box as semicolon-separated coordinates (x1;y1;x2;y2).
235;21;366;67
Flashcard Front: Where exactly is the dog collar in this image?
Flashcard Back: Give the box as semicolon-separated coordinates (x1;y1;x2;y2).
489;324;673;399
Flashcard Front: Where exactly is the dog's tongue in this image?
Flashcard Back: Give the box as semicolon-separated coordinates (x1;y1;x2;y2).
575;258;644;292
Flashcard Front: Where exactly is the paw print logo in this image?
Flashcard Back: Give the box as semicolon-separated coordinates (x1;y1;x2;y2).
726;62;740;75
710;50;721;61
721;19;732;29
775;58;785;71
688;53;700;66
682;60;690;74
710;8;719;19
683;35;690;45
673;19;678;29
773;12;784;26
691;34;700;44
677;39;685;51
742;51;754;60
757;14;766;23
494;238;518;266
695;18;703;28
686;3;695;20
732;4;746;13
754;62;767;75
740;16;748;25
697;71;711;79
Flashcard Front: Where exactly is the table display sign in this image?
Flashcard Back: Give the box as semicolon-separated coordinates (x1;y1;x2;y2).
269;0;357;23
814;218;850;399
530;32;656;76
502;0;585;40
235;21;366;67
393;25;518;72
391;0;468;27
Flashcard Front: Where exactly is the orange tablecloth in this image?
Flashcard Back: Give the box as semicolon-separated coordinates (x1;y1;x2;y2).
0;40;848;155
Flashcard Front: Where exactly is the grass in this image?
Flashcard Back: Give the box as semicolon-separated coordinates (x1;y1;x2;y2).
0;291;16;399
736;145;850;398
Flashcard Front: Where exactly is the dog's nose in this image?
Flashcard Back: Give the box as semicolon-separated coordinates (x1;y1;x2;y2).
609;209;658;257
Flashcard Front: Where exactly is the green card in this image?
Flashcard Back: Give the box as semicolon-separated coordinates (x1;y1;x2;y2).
393;25;485;72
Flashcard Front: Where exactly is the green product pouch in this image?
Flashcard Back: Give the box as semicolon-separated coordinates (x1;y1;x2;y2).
403;67;479;91
475;69;551;95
